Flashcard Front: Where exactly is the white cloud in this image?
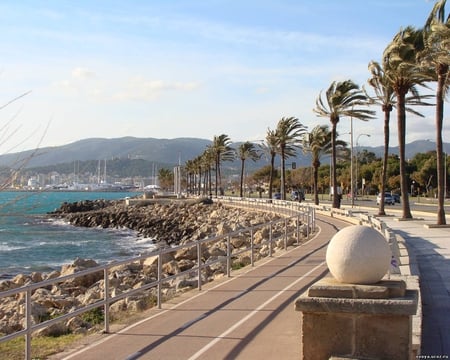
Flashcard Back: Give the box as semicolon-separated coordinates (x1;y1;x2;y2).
113;77;200;101
72;67;95;79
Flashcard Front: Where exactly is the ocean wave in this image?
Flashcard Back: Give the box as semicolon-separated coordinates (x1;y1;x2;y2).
44;218;72;227
135;237;155;245
0;244;26;251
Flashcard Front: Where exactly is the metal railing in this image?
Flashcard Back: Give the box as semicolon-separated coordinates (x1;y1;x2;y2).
0;200;315;360
218;196;316;231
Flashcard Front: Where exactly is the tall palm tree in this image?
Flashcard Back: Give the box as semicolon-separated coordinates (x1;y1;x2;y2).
191;155;202;196
201;147;215;196
383;26;434;219
184;159;195;194
275;117;307;200
261;128;279;200
421;0;450;225
314;80;375;208
302;125;341;205
237;142;261;197
211;134;235;196
302;125;329;206
366;61;432;216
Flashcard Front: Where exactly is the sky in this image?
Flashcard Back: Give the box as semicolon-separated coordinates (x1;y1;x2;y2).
0;0;446;153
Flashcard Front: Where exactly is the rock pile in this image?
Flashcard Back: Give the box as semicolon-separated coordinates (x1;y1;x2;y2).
1;198;308;337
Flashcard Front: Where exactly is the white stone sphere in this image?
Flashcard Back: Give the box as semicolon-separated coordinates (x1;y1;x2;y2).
326;225;391;284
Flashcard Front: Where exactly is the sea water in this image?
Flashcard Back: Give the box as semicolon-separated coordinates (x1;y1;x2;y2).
0;191;154;279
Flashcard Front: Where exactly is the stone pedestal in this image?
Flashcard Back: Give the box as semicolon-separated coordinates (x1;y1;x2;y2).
295;278;418;360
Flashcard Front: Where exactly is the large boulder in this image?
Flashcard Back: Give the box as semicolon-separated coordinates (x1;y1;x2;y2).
60;258;102;288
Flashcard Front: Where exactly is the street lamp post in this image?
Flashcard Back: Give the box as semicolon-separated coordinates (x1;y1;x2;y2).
350;119;354;207
355;133;371;199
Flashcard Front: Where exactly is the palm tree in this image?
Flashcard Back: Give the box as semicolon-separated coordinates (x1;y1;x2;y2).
211;134;235;196
237;142;261;197
158;168;173;190
190;155;202;196
366;61;432;216
421;0;450;225
302;125;336;205
383;26;434;219
201;147;215;196
261;128;279;200
275;117;307;200
314;80;375;208
184;159;195;194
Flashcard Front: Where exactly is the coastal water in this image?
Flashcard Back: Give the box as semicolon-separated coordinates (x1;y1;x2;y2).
0;191;154;279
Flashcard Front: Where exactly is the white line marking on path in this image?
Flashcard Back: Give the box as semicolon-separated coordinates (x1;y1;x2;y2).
187;261;326;360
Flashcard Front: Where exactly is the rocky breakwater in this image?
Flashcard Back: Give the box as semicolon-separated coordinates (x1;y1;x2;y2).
0;198;309;338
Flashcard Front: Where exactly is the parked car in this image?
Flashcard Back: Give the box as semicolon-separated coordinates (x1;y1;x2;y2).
291;190;305;202
273;192;281;200
392;193;401;203
376;192;395;205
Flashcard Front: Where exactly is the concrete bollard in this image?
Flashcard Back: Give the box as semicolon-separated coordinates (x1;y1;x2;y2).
295;225;418;360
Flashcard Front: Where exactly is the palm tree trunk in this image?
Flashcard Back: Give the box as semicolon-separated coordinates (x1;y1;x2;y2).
215;156;219;196
268;154;275;200
331;121;339;209
218;161;222;195
208;168;212;196
378;107;391;216
397;92;413;219
280;147;286;200
313;163;319;205
239;159;245;197
203;170;208;196
436;64;447;225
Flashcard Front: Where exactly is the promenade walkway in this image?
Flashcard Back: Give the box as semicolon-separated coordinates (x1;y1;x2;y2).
53;216;349;360
379;212;450;357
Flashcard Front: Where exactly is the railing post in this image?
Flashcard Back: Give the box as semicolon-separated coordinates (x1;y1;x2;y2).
284;218;288;250
312;207;316;231
227;235;232;277
306;207;314;239
25;288;32;360
104;268;110;333
197;242;202;290
269;222;273;257
296;214;300;245
157;252;162;309
250;227;255;266
307;208;313;239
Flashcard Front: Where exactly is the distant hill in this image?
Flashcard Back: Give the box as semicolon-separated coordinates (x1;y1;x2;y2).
0;137;445;174
0;137;212;169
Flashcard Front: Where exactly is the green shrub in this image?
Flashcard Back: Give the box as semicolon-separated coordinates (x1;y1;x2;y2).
81;307;104;325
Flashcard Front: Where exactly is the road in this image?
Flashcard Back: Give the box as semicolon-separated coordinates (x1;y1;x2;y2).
328;196;450;214
56;215;349;360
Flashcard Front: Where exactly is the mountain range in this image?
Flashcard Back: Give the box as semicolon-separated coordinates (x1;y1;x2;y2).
0;137;445;173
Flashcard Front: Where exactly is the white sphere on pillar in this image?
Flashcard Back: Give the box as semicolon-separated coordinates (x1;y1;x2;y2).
326;225;391;284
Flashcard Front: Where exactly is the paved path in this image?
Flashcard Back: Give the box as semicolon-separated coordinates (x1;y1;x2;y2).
379;213;450;357
54;206;450;359
55;216;349;360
